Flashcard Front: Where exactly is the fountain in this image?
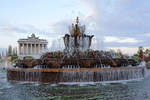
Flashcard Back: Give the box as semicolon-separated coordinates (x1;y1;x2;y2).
7;17;145;84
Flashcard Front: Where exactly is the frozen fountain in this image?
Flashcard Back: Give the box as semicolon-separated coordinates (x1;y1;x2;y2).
7;17;145;84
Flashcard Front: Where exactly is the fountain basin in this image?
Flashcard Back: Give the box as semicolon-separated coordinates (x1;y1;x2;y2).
7;67;145;84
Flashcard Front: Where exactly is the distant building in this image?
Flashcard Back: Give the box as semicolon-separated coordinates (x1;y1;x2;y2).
18;34;48;58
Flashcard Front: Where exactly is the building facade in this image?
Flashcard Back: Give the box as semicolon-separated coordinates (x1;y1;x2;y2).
18;34;48;58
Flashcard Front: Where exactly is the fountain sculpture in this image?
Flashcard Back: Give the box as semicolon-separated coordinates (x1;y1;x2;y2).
7;17;145;84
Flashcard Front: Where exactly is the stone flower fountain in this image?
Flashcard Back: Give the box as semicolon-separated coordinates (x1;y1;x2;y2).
7;17;145;84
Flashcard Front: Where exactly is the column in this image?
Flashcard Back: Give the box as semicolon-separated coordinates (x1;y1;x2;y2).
30;44;32;55
46;44;47;49
32;44;34;55
42;44;44;50
27;43;28;55
44;44;46;49
19;43;21;55
38;44;40;54
24;44;27;55
22;43;24;55
33;44;35;55
36;44;38;54
34;44;36;55
40;44;42;51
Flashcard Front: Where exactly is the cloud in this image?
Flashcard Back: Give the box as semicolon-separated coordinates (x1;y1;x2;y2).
0;24;59;37
76;0;150;51
0;24;55;48
48;19;72;34
0;0;150;55
78;0;150;34
106;47;138;55
104;36;139;43
143;33;150;37
0;25;27;34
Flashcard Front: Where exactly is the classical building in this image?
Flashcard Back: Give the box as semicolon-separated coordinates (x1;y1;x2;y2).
18;34;48;58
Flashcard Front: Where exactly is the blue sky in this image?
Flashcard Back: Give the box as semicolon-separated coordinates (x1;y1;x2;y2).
0;0;150;55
